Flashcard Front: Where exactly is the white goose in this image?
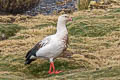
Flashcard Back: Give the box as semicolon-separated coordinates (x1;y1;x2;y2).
25;14;72;74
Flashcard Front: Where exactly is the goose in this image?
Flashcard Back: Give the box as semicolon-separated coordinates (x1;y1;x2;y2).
25;14;72;74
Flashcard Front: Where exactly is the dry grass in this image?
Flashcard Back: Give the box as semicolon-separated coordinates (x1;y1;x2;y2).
0;5;120;79
0;14;58;28
77;0;91;10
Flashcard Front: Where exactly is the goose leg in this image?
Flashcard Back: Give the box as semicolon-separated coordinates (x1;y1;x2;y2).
48;58;62;74
48;62;52;74
51;62;62;74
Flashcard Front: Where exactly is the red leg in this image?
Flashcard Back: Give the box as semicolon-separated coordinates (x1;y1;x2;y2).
48;62;55;74
48;62;52;74
48;62;62;74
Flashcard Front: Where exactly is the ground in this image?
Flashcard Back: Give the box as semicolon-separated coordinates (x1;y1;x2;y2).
0;3;120;80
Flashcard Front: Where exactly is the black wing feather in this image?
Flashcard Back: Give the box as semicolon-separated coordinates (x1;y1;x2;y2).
25;37;51;65
25;42;41;59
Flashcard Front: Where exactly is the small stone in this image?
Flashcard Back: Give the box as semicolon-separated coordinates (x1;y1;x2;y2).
108;66;112;70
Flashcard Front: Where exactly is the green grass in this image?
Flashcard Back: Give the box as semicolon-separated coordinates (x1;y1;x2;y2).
110;8;120;13
72;16;88;21
69;19;120;37
0;51;93;79
52;66;120;80
0;24;24;40
83;66;120;79
98;15;115;19
24;60;78;78
24;59;91;78
1;6;120;79
33;22;57;29
0;53;88;78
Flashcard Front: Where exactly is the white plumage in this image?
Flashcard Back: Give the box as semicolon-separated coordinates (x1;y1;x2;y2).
25;14;72;74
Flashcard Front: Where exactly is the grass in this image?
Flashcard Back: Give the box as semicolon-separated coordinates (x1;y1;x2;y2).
69;22;120;37
80;66;120;79
77;0;90;10
0;53;88;79
0;24;24;40
33;22;57;29
0;4;120;79
51;66;120;80
110;8;120;13
69;15;120;37
24;60;82;78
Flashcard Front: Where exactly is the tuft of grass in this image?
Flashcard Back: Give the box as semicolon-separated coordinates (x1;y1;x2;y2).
0;24;24;40
99;15;115;19
110;8;120;13
33;22;57;29
77;0;91;10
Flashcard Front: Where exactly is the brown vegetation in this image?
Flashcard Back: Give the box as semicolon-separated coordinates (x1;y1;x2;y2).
0;0;40;13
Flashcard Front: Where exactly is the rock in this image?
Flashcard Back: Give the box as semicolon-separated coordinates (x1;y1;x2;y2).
1;33;6;40
26;0;76;15
0;33;6;40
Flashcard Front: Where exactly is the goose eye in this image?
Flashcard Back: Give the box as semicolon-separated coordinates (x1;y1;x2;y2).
65;16;68;18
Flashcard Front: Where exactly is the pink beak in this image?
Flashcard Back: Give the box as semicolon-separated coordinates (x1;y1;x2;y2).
68;17;73;21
